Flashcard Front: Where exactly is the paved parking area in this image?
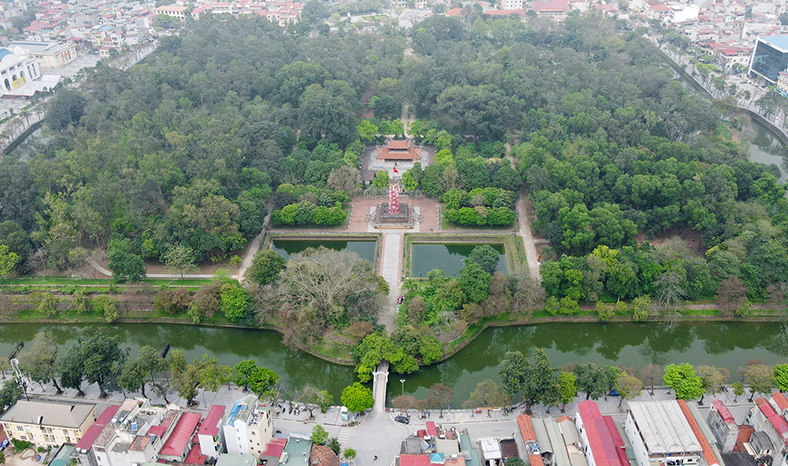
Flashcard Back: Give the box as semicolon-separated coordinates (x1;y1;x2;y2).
39;53;100;78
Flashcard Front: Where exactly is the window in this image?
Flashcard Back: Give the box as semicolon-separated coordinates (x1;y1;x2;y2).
17;426;23;431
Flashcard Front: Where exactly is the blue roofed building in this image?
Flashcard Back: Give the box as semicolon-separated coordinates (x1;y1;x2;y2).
222;395;274;459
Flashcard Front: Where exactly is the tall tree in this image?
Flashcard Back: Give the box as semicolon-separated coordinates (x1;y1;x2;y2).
499;349;555;414
462;380;511;413
162;245;198;279
663;363;704;401
393;394;418;416
639;364;664;395
18;330;63;393
233;359;258;391
614;372;643;406
774;363;788;392
341;382;374;415
60;330;127;398
557;371;577;412
245;249;286;286
119;346;166;398
741;362;773;401
0;377;22;412
427;383;454;418
108;240;145;283
573;363;619;400
695;365;728;404
0;244;19;278
297;385;330;419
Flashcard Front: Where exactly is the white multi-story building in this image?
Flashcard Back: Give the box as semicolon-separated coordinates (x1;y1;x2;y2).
501;0;524;10
624;401;703;466
0;47;41;95
223;395;274;459
666;4;700;24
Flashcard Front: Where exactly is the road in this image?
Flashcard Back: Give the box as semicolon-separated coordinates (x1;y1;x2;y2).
274;414;517;465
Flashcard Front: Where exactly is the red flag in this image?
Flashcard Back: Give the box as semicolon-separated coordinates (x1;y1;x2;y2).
393;166;399;174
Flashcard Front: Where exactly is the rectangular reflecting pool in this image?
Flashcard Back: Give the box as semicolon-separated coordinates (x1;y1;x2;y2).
411;243;508;277
271;239;377;263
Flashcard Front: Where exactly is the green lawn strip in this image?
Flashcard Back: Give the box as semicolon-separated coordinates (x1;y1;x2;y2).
514;235;528;272
0;285;202;295
0;277;218;286
308;337;354;362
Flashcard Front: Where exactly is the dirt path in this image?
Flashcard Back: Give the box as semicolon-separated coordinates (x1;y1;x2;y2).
237;210;273;284
508;147;541;281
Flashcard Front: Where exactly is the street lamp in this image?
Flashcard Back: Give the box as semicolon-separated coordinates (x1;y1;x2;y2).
400;379;405;396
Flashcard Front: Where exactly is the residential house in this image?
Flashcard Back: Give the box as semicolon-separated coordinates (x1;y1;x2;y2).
708;399;739;453
746;398;788;466
198;405;226;459
311;444;341;466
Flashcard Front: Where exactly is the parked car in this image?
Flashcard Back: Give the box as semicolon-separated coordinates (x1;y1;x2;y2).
397;295;405;304
394;415;410;424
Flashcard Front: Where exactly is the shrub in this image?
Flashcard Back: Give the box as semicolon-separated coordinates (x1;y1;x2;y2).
11;439;33;452
154;288;192;314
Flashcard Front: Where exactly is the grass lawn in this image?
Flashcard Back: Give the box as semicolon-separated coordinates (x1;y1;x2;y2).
716;122;732;140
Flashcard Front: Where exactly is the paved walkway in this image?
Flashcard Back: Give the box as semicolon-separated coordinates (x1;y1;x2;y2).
372;360;390;414
378;231;404;333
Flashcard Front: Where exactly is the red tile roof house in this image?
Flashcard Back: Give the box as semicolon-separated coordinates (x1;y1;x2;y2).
400;455;432;466
73;405;120;461
311;444;341;466
515;415;545;466
575;400;628;466
770;392;788;416
158;412;202;463
260;438;287;466
197;405;226;459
